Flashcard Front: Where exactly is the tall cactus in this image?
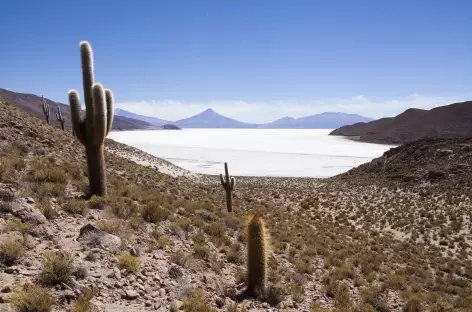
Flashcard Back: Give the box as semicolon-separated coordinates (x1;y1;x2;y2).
41;96;50;124
220;162;235;212
56;106;66;130
246;214;268;296
68;41;114;196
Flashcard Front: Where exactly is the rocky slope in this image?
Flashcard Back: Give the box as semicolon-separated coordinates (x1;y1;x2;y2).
330;101;472;144
0;88;154;131
0;100;471;312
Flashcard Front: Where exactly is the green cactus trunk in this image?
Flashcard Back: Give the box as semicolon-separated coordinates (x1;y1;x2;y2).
68;41;114;197
220;162;235;212
225;191;232;213
247;214;267;296
85;144;106;196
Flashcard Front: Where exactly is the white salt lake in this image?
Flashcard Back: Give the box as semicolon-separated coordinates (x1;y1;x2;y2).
108;129;396;178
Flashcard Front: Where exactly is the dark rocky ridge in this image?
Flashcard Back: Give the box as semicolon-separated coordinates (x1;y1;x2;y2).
0;88;154;131
330;101;472;144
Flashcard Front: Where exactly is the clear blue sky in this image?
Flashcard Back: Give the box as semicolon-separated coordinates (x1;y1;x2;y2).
1;0;471;121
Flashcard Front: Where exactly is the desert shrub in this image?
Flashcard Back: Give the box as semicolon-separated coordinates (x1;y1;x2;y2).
142;202;170;223
117;252;140;273
37;182;66;198
262;284;285;307
334;282;351;307
94;219;125;235
39;250;74;285
192;244;210;261
27;159;68;184
64;199;87;215
360;287;390;312
295;258;314;274
10;284;53;312
168;265;183;279
203;222;225;239
310;302;330;312
0;238;25;266
290;283;304;303
109;197;139;219
403;298;423;312
87;195;107;210
226;243;243;264
36;199;58;220
181;288;216;312
0;151;26;182
71;287;96;312
5;218;32;236
170;250;190;267
192;232;206;245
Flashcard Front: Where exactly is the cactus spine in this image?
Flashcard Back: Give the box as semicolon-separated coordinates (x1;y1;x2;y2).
219;162;235;212
68;41;114;196
246;214;268;296
56;106;66;130
41;96;50;124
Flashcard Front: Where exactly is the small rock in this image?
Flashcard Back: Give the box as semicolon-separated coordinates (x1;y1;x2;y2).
26;197;35;204
124;290;139;300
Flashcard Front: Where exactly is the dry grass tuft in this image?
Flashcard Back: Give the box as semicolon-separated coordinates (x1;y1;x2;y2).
10;283;54;312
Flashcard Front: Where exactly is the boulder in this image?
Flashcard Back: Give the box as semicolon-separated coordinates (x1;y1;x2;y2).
9;198;47;224
77;224;122;251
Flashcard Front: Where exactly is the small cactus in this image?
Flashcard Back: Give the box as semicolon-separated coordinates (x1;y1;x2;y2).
41;96;50;124
56;106;66;130
220;162;235;212
69;41;114;196
246;214;268;296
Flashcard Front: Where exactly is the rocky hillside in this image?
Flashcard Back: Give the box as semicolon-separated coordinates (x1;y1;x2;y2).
1;100;471;312
0;88;154;131
335;137;472;189
330;101;472;144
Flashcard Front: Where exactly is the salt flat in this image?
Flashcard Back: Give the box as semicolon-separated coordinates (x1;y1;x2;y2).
108;129;395;177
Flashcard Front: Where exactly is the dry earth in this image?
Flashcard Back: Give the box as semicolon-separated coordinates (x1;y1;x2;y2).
0;101;471;312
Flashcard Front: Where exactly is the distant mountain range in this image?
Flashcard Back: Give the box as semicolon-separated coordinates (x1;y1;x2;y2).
115;108;373;129
1;87;373;130
0;88;154;131
330;100;472;144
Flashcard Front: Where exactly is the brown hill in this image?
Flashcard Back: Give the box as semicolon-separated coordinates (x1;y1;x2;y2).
0;88;154;131
335;137;472;190
329;101;472;144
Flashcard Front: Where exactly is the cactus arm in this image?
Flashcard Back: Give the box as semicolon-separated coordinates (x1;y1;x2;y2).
230;177;235;190
80;41;95;130
92;83;107;145
105;89;114;135
69;90;86;145
224;162;229;181
219;174;226;188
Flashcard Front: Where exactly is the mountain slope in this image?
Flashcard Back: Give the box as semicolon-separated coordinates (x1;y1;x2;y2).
114;108;173;127
0;88;154;131
175;108;258;128
330;101;472;144
258;112;372;129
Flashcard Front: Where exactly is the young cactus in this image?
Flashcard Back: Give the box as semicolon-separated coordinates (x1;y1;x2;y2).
246;214;268;296
56;106;66;130
220;162;235;212
41;96;50;124
68;41;114;196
